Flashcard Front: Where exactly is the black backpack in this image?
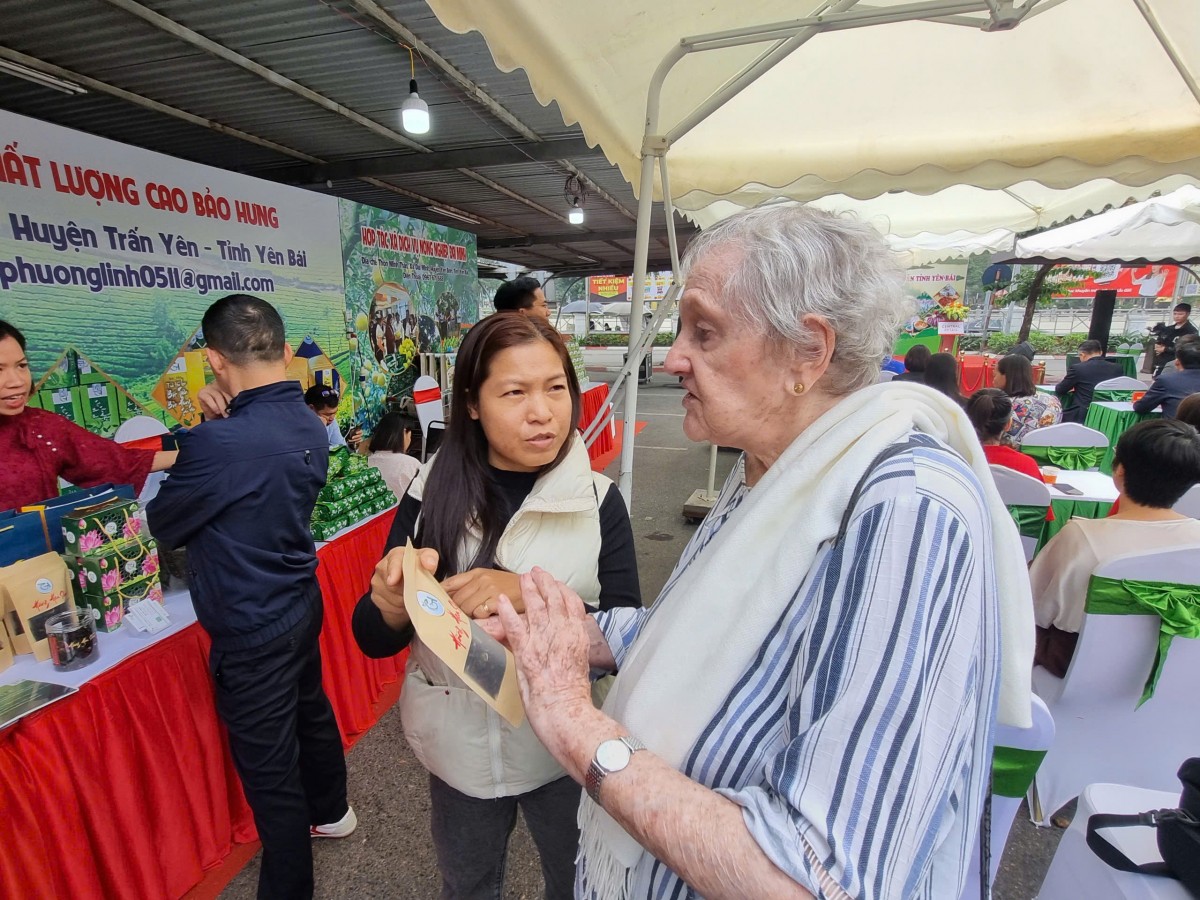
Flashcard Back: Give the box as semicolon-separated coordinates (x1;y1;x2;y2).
1086;758;1200;896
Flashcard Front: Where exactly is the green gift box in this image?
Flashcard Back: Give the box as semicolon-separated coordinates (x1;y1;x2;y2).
69;539;158;598
39;387;84;425
61;498;144;557
318;470;378;503
67;565;162;633
74;354;107;385
80;383;119;433
40;353;78;390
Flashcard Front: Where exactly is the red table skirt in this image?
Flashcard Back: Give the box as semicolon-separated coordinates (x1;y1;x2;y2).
0;509;404;900
580;383;613;461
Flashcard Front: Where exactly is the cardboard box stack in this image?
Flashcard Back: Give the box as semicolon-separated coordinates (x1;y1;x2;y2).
311;449;395;542
26;349;144;437
60;498;162;632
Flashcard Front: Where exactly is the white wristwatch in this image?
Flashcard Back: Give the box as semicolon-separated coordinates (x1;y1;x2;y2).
585;735;646;803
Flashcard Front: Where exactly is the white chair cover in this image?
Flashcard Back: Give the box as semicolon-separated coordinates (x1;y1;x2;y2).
413;374;447;463
1094;376;1149;392
959;696;1055;900
989;465;1052;562
1037;783;1191;900
1031;546;1200;825
1020;422;1110;449
1174;484;1200;519
113;415;171;505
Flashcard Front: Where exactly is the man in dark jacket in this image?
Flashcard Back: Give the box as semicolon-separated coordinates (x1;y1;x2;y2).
1134;339;1200;418
147;294;352;900
1150;302;1199;375
1055;339;1124;423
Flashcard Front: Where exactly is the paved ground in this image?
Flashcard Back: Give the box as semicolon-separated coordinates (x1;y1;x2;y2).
222;366;1072;900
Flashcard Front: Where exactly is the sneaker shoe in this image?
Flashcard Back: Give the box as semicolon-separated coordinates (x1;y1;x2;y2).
311;805;357;838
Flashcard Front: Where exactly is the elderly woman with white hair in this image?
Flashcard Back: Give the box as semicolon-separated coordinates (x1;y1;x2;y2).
480;206;1034;900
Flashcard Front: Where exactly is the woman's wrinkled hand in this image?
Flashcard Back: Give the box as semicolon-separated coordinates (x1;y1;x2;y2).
443;568;523;619
496;568;595;754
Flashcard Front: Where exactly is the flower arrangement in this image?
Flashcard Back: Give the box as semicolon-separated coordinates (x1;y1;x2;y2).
940;303;970;322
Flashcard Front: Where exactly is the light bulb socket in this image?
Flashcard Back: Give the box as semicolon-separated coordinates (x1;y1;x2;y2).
409;78;419;95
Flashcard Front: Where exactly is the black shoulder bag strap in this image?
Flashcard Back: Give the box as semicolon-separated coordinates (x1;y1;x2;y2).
1086;810;1181;878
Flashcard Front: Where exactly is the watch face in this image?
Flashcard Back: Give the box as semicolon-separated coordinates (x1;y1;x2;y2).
595;739;632;771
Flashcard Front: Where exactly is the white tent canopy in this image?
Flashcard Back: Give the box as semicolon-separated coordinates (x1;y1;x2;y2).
428;0;1200;207
426;0;1200;511
1010;184;1200;264
689;175;1200;243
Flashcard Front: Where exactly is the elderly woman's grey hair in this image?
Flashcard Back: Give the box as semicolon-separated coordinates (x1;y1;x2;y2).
680;205;913;395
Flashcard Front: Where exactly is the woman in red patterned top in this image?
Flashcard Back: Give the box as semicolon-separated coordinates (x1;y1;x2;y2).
0;320;177;510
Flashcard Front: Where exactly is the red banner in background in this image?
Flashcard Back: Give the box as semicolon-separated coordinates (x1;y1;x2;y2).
588;275;630;302
1057;264;1179;300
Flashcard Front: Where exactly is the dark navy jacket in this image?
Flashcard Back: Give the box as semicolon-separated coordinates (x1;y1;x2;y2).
147;381;329;650
1133;366;1200;419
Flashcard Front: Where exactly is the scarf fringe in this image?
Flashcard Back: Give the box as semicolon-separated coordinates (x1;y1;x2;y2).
577;794;635;900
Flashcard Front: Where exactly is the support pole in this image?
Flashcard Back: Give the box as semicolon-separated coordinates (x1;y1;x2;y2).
618;152;660;506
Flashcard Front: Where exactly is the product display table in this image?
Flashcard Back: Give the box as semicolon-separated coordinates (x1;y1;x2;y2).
581;382;614;462
0;508;403;900
1084;401;1162;474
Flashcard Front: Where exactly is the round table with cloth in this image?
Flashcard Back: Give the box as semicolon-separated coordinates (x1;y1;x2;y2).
1037;470;1119;551
1037;384;1140;411
1084;401;1162;474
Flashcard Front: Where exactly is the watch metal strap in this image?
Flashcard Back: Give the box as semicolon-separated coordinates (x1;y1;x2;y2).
585;735;646;803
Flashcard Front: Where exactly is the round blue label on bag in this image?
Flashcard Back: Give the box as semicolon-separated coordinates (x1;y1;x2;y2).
417;591;444;616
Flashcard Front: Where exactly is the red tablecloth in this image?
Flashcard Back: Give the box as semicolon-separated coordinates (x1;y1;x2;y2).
0;509;403;900
581;383;613;461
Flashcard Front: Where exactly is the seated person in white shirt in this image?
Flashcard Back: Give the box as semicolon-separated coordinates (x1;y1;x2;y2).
305;385;360;451
366;411;419;500
1031;418;1200;677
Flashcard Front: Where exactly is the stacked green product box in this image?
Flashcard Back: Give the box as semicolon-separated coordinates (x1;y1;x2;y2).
60;498;162;631
311;450;395;542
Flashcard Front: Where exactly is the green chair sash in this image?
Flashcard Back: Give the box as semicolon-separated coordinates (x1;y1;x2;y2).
992;746;1048;798
1085;575;1200;706
1006;503;1047;539
1093;389;1135;403
1023;444;1105;470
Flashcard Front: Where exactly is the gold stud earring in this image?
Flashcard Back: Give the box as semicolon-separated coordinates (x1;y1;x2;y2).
793;382;805;395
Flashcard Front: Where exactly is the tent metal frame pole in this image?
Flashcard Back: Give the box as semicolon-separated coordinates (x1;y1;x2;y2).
619;0;1038;507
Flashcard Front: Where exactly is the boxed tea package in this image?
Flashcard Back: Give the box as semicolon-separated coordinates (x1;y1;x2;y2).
0;552;76;662
38;387;84;426
61;498;144;556
67;564;162;633
81;383;119;434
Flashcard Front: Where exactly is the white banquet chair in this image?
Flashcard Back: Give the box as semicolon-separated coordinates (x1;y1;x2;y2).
989;465;1052;563
1037;783;1192;900
959;695;1055;900
1020;422;1109;464
1030;545;1200;825
1173;484;1200;518
114;415;172;505
1094;375;1149;392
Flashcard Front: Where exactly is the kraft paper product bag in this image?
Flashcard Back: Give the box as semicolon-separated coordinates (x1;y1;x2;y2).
0;553;76;663
401;540;524;726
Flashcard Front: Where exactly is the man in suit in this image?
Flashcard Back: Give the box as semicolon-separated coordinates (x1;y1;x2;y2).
1055;339;1124;423
1134;339;1200;418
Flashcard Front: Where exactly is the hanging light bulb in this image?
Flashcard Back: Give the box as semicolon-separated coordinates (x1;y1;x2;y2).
401;78;430;134
565;176;587;224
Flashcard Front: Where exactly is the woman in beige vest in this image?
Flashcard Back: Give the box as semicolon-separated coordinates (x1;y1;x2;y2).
352;312;640;900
